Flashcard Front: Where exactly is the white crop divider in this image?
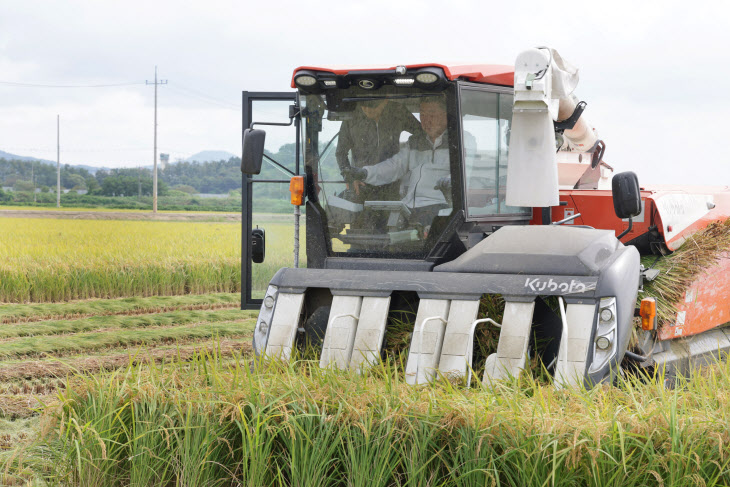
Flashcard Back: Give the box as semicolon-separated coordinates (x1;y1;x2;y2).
415;315;448;384
466;317;502;387
326;313;360;366
557;297;569;385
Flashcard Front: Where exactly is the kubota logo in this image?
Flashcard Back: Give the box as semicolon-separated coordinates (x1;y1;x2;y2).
524;278;592;294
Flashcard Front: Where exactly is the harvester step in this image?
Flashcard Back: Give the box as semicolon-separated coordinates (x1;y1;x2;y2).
405;299;451;385
264;293;305;360
320;296;363;369
437;300;481;380
483;301;535;382
350;296;391;370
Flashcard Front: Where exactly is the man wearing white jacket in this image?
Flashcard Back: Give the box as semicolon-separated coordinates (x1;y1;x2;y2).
346;96;451;227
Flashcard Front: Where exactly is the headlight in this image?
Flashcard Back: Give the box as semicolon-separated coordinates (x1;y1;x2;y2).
588;297;617;374
393;78;415;86
599;307;613;323
253;285;279;356
416;72;439;84
295;74;317;87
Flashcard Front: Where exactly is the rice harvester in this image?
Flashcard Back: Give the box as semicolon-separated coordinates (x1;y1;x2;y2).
240;47;730;388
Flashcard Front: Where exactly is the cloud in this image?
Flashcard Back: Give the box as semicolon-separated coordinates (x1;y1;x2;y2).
0;0;727;187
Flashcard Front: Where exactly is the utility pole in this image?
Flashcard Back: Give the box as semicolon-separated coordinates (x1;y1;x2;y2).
146;66;167;213
57;115;60;208
31;159;35;203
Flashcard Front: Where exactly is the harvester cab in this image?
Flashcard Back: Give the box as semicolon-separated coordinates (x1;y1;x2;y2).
241;48;730;388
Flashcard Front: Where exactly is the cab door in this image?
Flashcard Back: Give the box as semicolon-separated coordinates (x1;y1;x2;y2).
241;91;300;309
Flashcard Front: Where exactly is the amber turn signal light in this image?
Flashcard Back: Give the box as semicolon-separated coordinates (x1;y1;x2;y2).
289;176;305;206
640;297;657;331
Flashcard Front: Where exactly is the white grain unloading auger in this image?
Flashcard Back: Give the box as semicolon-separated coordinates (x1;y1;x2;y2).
241;47;730;388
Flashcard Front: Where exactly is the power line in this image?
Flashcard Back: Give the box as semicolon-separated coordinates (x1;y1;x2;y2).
0;80;145;88
167;84;238;110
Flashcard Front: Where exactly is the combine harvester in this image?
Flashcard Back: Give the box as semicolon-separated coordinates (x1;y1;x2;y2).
241;48;730;388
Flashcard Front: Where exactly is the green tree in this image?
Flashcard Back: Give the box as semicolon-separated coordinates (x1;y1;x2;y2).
13;180;34;192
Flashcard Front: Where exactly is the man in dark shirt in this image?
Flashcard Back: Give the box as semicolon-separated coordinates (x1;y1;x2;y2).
336;99;422;201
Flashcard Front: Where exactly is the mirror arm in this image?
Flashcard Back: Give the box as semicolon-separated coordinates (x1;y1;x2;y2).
617;217;633;240
250;104;300;130
262;154;295;177
251;119;295;130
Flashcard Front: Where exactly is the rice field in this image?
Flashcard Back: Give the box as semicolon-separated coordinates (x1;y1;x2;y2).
0;215;299;302
7;349;730;486
0;293;256;476
2;214;730;485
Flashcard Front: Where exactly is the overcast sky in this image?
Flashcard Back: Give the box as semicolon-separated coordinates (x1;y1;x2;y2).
1;0;728;185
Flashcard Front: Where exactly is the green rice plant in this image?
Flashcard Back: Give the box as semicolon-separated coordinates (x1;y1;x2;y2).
441;423;495;487
170;401;231;487
228;402;280;487
396;419;445;486
339;414;401;487
12;341;730;486
277;405;344;487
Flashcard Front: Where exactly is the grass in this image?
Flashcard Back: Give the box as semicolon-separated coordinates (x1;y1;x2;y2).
7;351;730;486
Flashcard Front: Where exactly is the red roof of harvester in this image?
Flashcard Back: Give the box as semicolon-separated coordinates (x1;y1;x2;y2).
291;64;514;88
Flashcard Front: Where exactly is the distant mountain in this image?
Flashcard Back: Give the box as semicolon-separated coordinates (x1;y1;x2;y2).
185;150;237;163
0;150;115;174
0;150;55;165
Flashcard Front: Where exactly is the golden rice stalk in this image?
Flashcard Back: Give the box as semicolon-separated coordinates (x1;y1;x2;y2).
640;218;730;326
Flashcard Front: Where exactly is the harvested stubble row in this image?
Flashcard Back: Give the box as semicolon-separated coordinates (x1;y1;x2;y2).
0;318;256;358
11;353;730;487
0;308;253;339
0;293;241;324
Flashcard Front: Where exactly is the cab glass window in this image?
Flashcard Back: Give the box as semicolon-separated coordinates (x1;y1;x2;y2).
301;85;457;259
460;88;529;218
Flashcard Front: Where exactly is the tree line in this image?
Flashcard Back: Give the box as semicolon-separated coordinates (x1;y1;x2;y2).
0;142;300;199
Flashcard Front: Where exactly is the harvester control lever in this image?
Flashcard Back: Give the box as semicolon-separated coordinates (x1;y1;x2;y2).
554;101;587;133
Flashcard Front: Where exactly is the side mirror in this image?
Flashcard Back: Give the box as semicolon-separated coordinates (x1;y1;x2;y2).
612;171;641;219
241;129;266;175
251;228;265;263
